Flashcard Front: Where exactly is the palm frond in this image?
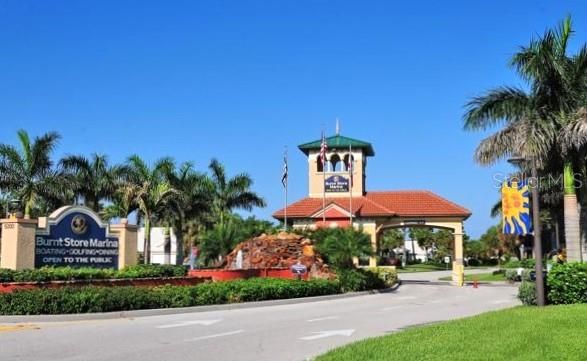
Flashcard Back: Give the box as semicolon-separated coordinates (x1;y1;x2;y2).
463;87;531;130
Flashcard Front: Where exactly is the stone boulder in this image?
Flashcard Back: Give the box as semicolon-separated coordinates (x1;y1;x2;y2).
223;232;334;278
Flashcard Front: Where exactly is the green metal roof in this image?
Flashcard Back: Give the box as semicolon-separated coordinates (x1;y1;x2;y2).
298;134;375;156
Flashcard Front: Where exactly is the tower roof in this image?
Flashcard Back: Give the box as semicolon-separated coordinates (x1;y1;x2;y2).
298;134;375;156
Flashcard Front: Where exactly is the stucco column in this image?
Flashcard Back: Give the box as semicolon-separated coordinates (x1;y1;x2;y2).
361;223;378;267
452;222;464;286
110;221;138;270
0;217;38;270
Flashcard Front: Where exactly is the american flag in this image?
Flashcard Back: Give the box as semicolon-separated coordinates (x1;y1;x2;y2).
320;132;328;167
281;152;288;188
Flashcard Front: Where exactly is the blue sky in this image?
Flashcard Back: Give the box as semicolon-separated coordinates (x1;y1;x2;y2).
1;1;586;238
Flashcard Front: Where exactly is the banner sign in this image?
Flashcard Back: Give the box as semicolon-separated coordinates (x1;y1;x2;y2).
325;175;349;192
35;209;119;268
501;179;532;235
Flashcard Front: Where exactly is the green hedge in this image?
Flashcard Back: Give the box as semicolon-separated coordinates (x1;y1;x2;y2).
547;263;587;305
0;278;341;315
0;264;187;283
335;268;389;292
502;259;536;269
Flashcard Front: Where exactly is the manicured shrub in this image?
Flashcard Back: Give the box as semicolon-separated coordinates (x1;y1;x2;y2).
547;262;587;305
367;267;398;287
0;264;187;283
502;259;535;269
518;281;537;305
0;278;342;315
335;268;386;292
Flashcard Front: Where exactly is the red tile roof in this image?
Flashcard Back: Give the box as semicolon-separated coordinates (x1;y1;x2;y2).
273;191;471;219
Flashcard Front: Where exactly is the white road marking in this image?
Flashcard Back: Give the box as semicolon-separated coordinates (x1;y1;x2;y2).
394;296;417;300
382;306;403;311
299;329;355;341
156;319;222;329
187;330;244;342
306;316;339;322
491;300;512;305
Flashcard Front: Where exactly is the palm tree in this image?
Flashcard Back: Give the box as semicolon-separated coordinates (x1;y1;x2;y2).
60;153;124;212
199;218;242;266
0;130;71;218
207;158;266;224
163;162;213;264
315;227;373;269
122;155;179;264
464;17;587;261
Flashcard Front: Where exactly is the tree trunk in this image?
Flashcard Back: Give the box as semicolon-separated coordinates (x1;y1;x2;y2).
174;220;184;266
563;163;581;261
24;197;33;219
144;218;151;264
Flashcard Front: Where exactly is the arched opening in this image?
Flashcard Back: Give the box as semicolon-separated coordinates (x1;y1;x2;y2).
343;154;354;172
377;224;456;267
330;154;345;172
316;155;324;172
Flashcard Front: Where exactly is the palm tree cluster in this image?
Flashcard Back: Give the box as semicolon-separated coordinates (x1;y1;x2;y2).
0;129;267;264
464;17;587;261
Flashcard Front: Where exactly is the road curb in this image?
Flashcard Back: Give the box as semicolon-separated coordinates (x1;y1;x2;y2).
0;283;402;323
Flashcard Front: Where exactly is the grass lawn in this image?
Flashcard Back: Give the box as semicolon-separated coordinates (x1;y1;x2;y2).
315;305;587;361
438;272;506;282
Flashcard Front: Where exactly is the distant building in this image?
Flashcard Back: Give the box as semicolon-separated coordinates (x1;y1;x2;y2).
137;227;178;265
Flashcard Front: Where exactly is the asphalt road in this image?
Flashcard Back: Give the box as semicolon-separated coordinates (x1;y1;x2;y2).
0;283;520;361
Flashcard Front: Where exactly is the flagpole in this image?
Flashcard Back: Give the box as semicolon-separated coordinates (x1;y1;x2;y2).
322;132;326;225
349;144;352;227
284;147;288;231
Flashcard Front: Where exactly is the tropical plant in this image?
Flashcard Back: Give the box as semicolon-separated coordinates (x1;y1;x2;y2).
314;227;373;269
464;17;587;261
60;153;125;212
198;219;242;266
122;155;180;264
0;130;71;218
380;228;404;251
207;158;266;224
162;161;213;264
410;228;435;261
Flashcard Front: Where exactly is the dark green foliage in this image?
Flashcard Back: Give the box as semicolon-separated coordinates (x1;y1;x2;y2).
335;268;386;292
547;262;587;304
502;259;536;269
309;227;373;269
0;265;187;283
0;278;341;315
518;281;537;305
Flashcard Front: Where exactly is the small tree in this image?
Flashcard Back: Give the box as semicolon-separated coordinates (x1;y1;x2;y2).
315;227;373;269
199;219;242;267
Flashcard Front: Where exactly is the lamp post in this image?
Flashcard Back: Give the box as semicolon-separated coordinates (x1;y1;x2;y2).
508;156;545;306
4;199;20;218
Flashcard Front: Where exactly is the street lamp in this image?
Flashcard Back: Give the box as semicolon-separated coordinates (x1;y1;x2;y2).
507;156;546;306
4;199;20;218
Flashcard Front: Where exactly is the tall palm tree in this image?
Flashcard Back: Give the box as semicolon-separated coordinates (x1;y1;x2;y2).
207;158;266;224
163;162;213;264
0;130;71;218
122;155;179;264
60;153;125;212
464;17;587;261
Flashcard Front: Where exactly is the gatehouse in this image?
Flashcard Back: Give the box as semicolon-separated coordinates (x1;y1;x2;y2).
273;132;471;284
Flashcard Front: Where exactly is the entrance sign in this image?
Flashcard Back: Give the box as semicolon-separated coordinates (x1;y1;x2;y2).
324;175;349;192
35;206;119;268
291;263;308;275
